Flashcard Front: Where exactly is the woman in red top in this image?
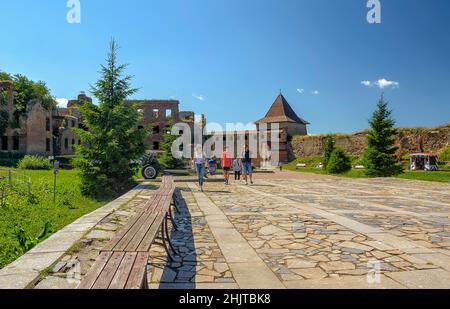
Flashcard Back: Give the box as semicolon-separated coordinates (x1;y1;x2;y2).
221;147;232;185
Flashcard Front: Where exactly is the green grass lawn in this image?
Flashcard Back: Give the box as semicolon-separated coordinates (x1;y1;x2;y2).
0;168;113;269
397;170;450;183
283;159;450;183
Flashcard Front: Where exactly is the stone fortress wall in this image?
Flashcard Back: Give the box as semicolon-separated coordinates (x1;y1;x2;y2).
291;124;450;158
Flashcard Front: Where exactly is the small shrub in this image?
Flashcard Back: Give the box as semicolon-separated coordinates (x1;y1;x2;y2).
17;155;52;170
326;148;352;174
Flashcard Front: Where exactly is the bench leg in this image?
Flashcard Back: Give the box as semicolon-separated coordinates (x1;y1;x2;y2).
168;208;179;231
165;214;180;255
161;219;177;262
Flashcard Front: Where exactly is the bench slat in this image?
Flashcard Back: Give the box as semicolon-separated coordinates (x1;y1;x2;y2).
102;212;145;251
142;195;161;212
92;252;126;289
77;251;113;289
136;212;166;252
104;196;162;252
159;193;173;213
125;212;159;252
125;252;149;289
112;202;162;252
108;252;137;289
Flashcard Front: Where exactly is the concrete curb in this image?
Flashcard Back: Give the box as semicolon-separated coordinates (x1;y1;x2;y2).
0;184;146;289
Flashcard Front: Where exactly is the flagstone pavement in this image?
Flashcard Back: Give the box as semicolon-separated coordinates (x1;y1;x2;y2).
33;171;450;289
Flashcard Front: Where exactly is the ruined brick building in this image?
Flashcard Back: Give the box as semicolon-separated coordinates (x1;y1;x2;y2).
1;80;196;157
0;84;85;156
125;99;196;155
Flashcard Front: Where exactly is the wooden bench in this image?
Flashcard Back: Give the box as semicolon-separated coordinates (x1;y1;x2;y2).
78;176;179;289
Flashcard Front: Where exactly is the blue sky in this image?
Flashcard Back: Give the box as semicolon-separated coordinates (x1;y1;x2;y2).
1;0;449;134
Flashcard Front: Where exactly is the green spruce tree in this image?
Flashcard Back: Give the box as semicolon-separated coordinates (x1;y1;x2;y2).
75;40;148;198
326;148;352;174
323;135;335;170
364;95;403;177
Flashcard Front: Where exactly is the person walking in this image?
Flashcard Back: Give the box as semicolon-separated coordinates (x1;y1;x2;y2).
221;146;232;185
193;145;207;191
242;145;254;185
232;158;242;181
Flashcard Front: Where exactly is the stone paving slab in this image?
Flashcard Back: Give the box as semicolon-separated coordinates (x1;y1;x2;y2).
386;269;450;289
186;183;285;289
284;275;406;289
200;172;449;289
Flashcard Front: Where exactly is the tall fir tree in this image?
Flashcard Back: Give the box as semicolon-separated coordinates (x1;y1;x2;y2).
323;135;335;170
75;40;148;198
364;95;403;177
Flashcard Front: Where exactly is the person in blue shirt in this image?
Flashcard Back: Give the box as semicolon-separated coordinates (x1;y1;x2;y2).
208;157;217;175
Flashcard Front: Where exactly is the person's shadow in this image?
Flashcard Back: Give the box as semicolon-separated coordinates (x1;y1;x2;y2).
154;187;197;289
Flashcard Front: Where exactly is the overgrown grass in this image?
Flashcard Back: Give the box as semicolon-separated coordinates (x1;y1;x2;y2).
17;155;53;170
0;168;112;269
283;157;450;183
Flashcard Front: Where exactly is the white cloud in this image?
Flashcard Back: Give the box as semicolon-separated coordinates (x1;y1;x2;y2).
192;93;205;101
312;90;320;95
56;98;68;108
375;78;399;89
361;79;399;89
296;88;304;94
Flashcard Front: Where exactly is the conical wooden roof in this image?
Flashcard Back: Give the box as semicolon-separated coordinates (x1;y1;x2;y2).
255;94;309;125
